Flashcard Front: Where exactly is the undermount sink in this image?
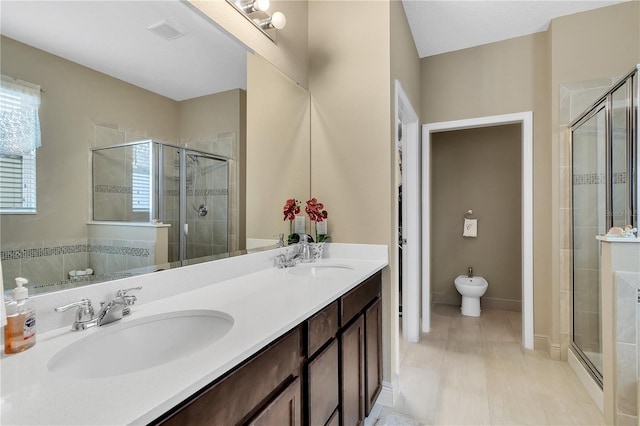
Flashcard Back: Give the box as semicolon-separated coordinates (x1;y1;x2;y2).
47;310;233;379
287;263;355;278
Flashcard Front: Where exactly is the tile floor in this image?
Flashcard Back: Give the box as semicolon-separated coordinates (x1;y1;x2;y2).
381;304;605;425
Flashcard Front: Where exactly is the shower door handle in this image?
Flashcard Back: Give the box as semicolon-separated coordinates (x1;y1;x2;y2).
184;223;189;237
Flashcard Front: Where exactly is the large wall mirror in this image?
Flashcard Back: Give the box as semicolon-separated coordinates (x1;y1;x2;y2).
0;1;310;295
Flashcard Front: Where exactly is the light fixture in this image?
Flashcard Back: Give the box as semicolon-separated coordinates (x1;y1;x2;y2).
255;11;286;30
226;0;286;42
240;0;269;13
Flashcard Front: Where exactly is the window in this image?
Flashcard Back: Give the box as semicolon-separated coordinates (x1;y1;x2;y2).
131;143;151;213
0;75;41;214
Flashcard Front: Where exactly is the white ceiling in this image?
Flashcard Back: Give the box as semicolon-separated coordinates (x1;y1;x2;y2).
1;1;631;100
0;1;248;101
401;0;630;58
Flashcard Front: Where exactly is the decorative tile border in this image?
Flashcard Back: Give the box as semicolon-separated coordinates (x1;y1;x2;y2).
195;188;228;196
572;172;627;185
1;242;150;261
30;272;134;294
94;185;133;194
88;245;150;257
613;172;628;185
1;244;87;260
573;173;606;185
164;188;228;197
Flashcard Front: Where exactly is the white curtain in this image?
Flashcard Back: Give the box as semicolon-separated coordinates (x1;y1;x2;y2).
0;75;41;156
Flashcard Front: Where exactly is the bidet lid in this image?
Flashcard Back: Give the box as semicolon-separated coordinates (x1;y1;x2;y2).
454;275;488;286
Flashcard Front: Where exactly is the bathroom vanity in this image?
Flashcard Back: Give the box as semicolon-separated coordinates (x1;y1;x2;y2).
0;244;387;425
155;271;382;426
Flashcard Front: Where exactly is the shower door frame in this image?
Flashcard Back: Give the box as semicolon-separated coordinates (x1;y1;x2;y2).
569;65;639;388
569;101;609;388
176;148;231;263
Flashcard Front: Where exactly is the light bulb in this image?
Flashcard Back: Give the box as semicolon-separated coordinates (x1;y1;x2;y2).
270;11;286;29
254;0;269;11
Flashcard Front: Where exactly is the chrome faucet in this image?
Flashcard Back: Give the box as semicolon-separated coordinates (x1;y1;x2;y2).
97;287;140;326
55;286;141;330
54;298;96;331
275;236;314;268
275;247;301;268
468;267;473;277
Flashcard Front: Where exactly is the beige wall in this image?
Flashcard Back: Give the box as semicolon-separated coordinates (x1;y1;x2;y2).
178;89;247;252
421;1;640;357
431;125;522;305
0;36;246;249
391;0;421;115
309;0;394;381
0;35;179;244
246;53;310;240
421;31;553;343
188;0;309;89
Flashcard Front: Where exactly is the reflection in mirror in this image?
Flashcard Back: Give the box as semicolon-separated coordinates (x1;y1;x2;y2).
0;1;310;295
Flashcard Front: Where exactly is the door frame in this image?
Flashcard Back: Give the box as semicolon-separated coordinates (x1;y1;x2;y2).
420;112;534;349
395;80;421;347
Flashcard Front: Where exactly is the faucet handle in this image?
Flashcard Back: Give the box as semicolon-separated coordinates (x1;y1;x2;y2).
55;299;96;330
116;286;142;297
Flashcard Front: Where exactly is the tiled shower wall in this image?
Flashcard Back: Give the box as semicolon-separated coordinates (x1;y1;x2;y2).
94;124;237;260
558;77;620;356
615;272;639;425
0;238;154;294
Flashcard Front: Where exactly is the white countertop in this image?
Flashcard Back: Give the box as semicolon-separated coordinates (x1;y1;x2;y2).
1;245;387;425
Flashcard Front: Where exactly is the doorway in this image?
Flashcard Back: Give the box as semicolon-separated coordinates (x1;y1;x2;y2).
419;112;534;349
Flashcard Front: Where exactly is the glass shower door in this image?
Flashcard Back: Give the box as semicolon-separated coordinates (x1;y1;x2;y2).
183;151;229;261
571;104;607;382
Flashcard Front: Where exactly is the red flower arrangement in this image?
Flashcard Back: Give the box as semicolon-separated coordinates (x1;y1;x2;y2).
283;198;300;221
306;198;329;243
305;198;328;222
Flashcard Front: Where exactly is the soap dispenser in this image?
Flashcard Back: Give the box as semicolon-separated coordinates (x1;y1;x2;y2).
4;277;36;354
299;233;312;263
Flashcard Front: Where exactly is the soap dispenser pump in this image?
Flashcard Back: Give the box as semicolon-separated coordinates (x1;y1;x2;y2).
299;233;312;263
4;277;36;354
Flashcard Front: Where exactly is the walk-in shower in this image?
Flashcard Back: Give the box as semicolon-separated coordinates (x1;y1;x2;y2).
92;140;230;264
570;66;638;386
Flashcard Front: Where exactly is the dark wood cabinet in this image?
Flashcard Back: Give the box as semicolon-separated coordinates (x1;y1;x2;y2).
339;272;382;426
248;377;302;426
307;339;339;426
156;328;302;426
154;271;383;426
340;315;365;426
364;297;382;415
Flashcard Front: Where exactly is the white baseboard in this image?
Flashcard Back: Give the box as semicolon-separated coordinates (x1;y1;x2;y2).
432;293;522;312
568;347;604;414
534;334;549;352
377;380;395;407
432;292;459;306
481;297;522;312
534;334;561;360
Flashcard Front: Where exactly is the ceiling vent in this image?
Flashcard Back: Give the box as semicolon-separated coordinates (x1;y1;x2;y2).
147;21;186;41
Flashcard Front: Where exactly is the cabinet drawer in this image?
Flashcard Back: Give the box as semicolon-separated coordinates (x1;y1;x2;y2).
307;339;339;426
307;301;338;356
248;377;301;426
340;272;381;326
159;327;301;426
